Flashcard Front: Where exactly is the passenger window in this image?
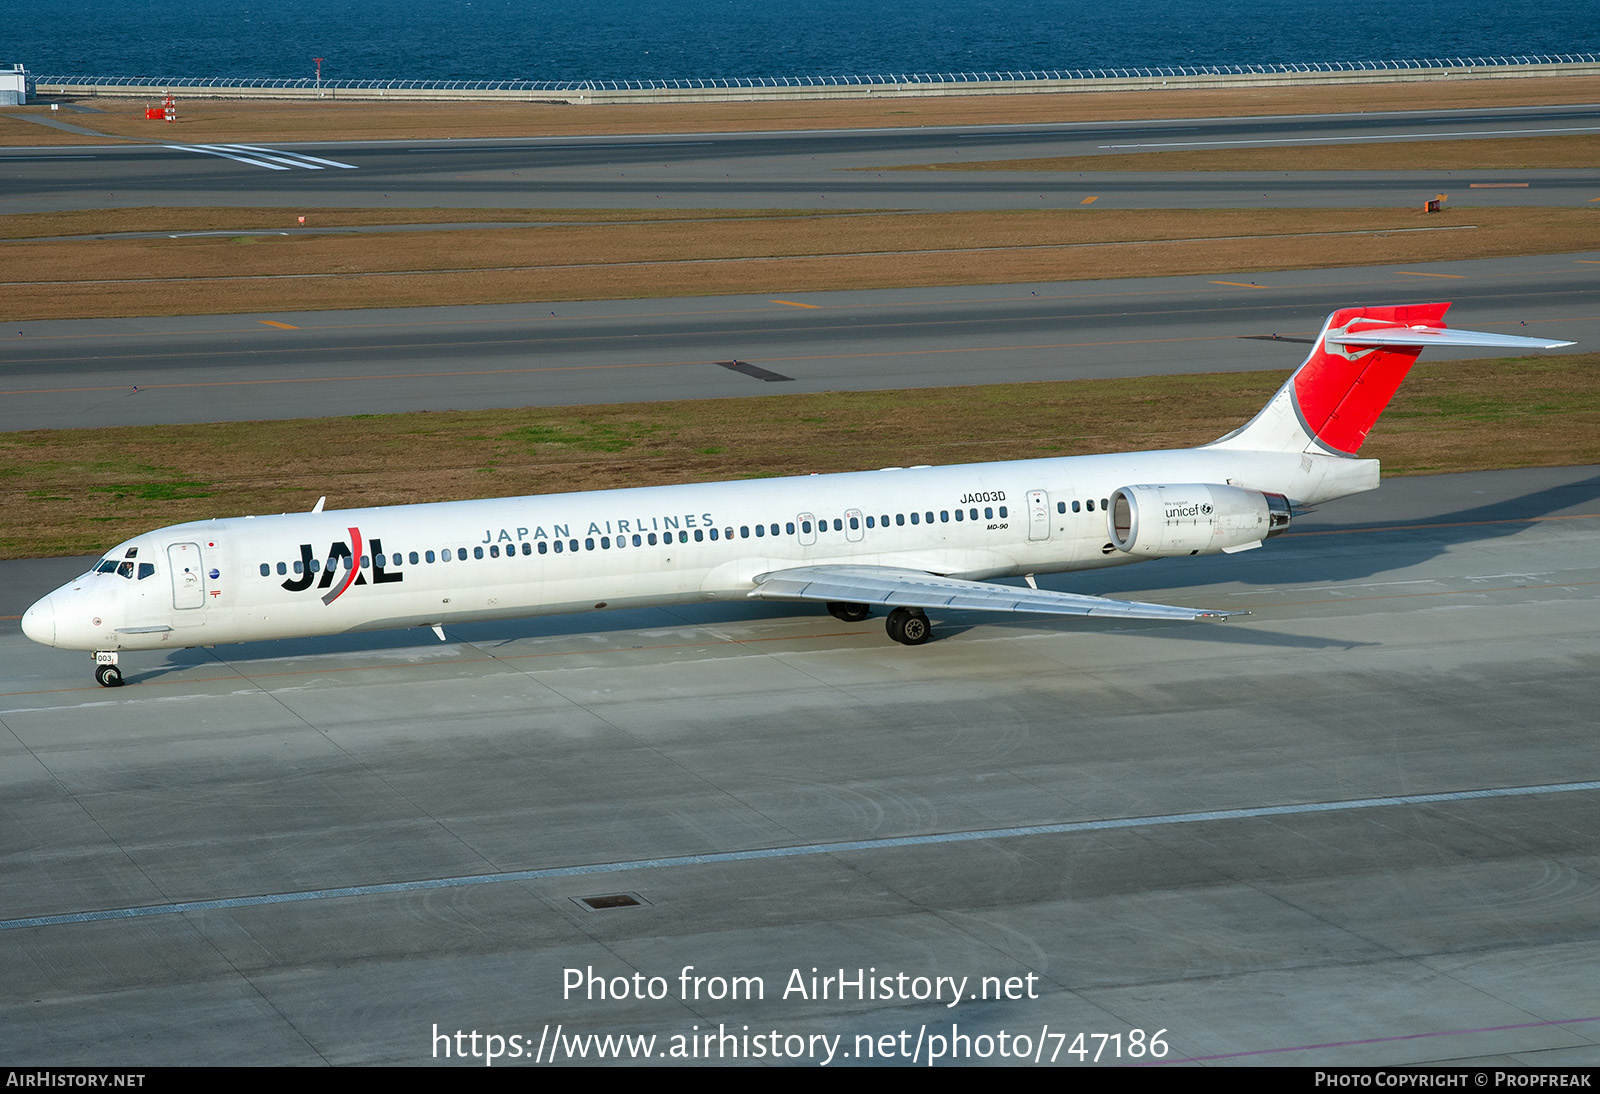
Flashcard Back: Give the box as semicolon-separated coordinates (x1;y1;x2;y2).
1072;501;1081;513
710;528;719;541
954;510;963;522
522;543;532;555
910;512;919;525
940;511;949;523
259;563;270;577
554;541;563;554
985;507;993;519
755;524;765;537
538;542;549;555
740;527;749;538
694;530;703;542
586;538;595;551
633;534;643;546
786;522;795;534
1087;499;1095;512
648;533;658;545
896;514;905;526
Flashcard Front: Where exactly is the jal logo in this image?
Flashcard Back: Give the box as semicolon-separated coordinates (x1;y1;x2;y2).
280;526;402;604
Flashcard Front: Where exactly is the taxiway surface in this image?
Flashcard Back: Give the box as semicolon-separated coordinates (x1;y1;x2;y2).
2;466;1597;1065
5;251;1597;431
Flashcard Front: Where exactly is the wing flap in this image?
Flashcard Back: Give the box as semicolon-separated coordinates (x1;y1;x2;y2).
749;566;1240;622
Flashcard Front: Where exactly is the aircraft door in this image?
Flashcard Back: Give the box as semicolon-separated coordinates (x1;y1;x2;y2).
1026;489;1051;542
797;513;817;547
168;542;207;611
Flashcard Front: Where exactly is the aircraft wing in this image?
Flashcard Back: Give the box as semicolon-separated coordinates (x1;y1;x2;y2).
747;565;1240;621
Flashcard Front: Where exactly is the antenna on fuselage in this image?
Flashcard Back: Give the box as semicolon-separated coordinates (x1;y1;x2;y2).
311;496;326;513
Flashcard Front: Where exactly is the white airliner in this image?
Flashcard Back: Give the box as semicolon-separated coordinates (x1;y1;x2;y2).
22;303;1571;687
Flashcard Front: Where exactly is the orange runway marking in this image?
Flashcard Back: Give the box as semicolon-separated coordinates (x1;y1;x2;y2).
1397;271;1466;279
771;299;820;309
257;320;299;329
1210;281;1265;289
1468;182;1530;188
1080;196;1098;205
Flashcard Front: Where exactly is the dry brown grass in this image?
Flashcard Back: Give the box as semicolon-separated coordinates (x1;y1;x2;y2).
5;207;1596;321
4;75;1600;147
3;353;1594;559
892;135;1600;172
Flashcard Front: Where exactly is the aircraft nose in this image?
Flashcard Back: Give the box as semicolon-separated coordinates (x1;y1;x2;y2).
21;594;55;646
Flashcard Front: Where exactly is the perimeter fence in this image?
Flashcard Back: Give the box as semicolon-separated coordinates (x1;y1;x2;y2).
30;54;1600;103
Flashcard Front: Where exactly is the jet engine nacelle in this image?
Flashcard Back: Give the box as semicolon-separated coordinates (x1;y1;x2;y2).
1109;483;1291;557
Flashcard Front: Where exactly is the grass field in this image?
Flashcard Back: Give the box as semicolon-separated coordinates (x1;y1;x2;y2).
7;207;1598;321
4;353;1593;559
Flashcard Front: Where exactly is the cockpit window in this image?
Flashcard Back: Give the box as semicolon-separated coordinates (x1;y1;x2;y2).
117;561;135;578
95;560;118;574
138;563;155;580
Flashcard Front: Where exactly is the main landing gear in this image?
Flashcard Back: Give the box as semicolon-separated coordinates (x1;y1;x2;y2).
826;601;872;623
884;607;931;646
94;652;124;688
825;601;932;644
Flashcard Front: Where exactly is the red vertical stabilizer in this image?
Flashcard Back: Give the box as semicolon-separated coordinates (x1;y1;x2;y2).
1291;303;1450;455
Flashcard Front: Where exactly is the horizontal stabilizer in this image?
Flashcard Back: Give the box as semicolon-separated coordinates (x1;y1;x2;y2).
1327;326;1574;351
750;565;1241;622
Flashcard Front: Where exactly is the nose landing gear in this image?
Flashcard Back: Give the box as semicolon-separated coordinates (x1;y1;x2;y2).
94;653;124;688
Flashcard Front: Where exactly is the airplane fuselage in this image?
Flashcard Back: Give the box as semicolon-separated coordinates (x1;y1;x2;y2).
22;444;1370;655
